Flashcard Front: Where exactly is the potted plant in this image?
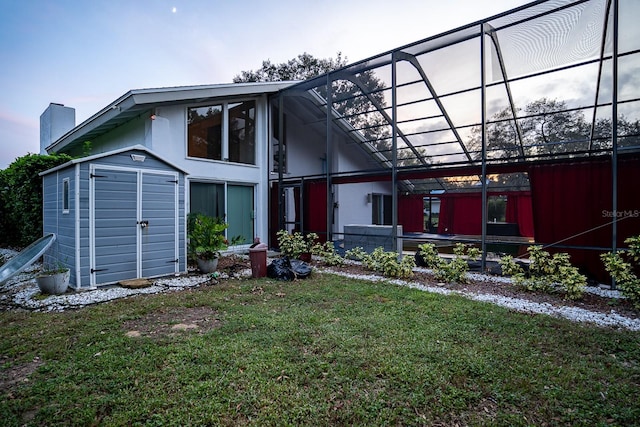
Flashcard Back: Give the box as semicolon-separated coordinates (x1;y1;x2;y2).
36;261;70;295
187;213;229;273
276;230;319;261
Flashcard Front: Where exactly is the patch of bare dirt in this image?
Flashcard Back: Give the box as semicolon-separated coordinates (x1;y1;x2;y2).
121;306;222;338
216;255;251;276
0;356;44;394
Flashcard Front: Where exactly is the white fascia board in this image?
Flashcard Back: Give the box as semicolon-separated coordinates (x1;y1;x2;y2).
130;81;297;104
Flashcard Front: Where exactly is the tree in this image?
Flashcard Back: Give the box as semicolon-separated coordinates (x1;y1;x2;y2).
234;52;396;162
521;98;589;155
469;98;640;161
591;114;640;151
233;52;348;83
464;98;640;191
468;98;591;161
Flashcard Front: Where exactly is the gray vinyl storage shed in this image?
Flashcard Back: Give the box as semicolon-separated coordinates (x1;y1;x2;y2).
40;146;188;289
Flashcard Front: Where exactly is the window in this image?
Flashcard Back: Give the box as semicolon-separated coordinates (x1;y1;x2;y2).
423;196;440;233
372;194;392;225
62;178;70;213
187;100;256;165
187;105;223;160
229;101;256;165
488;195;507;223
271;105;287;172
190;182;225;218
189;182;255;245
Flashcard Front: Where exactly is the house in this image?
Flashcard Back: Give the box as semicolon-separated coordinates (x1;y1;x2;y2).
41;82;293;251
42;0;640;285
40;80;396;287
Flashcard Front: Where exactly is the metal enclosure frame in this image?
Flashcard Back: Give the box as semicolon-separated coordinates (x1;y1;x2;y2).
270;0;640;281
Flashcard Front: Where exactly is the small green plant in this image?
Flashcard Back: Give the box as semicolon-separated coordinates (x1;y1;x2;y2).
39;260;69;275
345;246;367;261
501;246;586;300
187;213;228;260
345;246;414;279
314;241;344;266
498;255;524;277
361;247;381;271
416;242;481;284
433;243;480;284
398;254;416;279
601;235;640;309
276;230;319;259
416;243;441;268
378;250;401;278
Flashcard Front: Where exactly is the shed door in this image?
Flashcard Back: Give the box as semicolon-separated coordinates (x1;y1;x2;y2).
91;166;178;286
141;172;178;277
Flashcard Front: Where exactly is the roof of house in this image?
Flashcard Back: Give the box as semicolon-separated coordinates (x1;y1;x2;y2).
47;81;297;154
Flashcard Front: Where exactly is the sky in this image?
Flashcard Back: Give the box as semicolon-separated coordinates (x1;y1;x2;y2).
0;0;532;169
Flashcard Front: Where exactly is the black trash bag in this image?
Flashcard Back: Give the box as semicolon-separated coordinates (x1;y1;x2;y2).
290;259;312;279
414;251;428;267
267;257;295;281
266;257;312;281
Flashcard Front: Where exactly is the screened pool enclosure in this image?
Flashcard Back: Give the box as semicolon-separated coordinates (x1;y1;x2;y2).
269;0;640;281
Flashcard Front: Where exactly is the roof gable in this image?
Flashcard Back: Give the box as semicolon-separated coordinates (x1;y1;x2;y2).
48;81;297;153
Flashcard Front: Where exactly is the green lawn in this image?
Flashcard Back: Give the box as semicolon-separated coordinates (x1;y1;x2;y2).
1;273;639;426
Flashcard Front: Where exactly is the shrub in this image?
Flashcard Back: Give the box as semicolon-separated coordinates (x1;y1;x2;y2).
435;243;481;284
0;153;72;247
314;241;344;266
415;243;441;268
187;213;228;260
601;235;640;309
345;246;414;279
416;242;482;284
345;247;367;262
501;246;586;300
498;255;524;277
276;230;319;259
398;255;416;279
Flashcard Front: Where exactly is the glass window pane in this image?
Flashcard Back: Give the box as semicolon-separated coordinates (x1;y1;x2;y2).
229;100;256;165
62;179;69;212
227;185;254;245
187;105;222;160
190;182;225;219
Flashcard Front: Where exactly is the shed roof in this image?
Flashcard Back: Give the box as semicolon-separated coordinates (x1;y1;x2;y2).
39;145;189;176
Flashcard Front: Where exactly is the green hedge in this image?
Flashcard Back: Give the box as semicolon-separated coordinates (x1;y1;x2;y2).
0;153;72;248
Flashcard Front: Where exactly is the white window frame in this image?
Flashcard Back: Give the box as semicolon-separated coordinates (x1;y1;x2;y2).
62;177;70;214
186;99;257;165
